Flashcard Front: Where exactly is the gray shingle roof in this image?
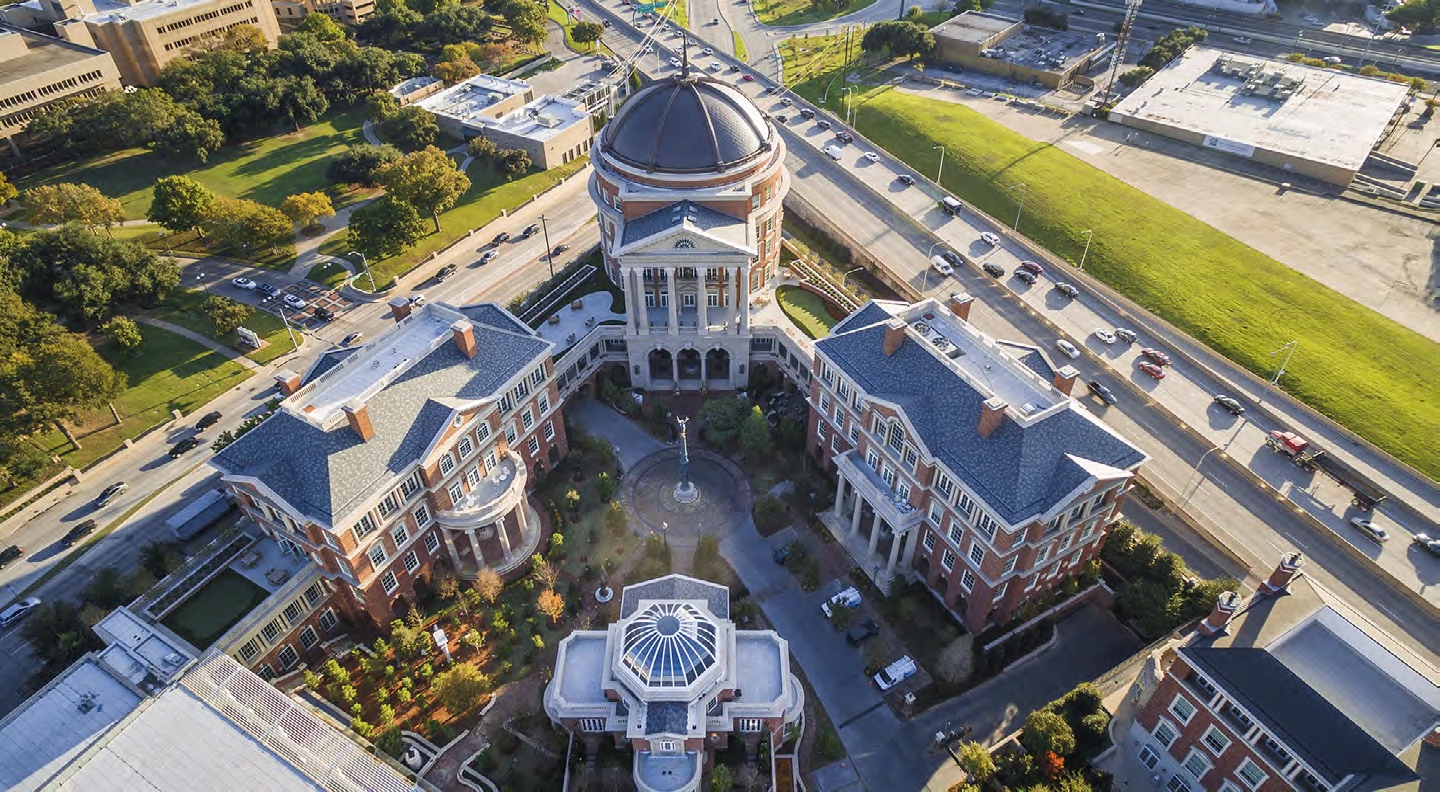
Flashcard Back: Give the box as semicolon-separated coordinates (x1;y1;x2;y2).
829;301;895;335
621;200;744;247
815;320;1144;525
602;76;772;173
215;307;550;524
301;348;361;388
458;304;530;336
1181;647;1414;786
995;340;1055;382
621;574;730;620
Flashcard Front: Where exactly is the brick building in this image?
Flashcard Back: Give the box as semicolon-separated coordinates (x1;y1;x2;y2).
806;295;1146;633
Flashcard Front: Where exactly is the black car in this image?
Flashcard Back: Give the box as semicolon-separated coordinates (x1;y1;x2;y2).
552;244;570;256
521;223;541;237
729;64;740;72
313;307;335;322
896;174;915;186
436;264;458;281
169;437;200;458
1054;282;1080;298
196;411;223;429
62;520;97;547
982;262;1005;278
95;482;127;506
800;108;815;119
491;232;511;246
835;131;854;143
0;545;21;569
845;619;880;646
1213;394;1245;415
256;283;280;297
1088;380;1118;405
776;114;789;124
1014;269;1037;285
939;251;960;266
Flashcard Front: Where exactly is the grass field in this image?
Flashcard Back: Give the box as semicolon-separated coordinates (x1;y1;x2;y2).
754;0;875;26
35;324;254;469
161;569;270;649
322;157;590;289
733;31;748;61
110;223;298;271
19;110;372;222
157;288;298;365
776;285;838;339
307;260;351;289
783;37;1440;478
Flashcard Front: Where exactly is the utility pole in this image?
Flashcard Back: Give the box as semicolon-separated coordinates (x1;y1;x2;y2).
540;214;555;278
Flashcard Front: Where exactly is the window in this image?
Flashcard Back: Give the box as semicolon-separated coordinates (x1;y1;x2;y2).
1139;745;1161;770
941;549;955;571
1201;725;1230;755
413;504;431;527
283;599;304;624
257;664;276;681
457;436;475;459
531;367;546;387
424;533;441;554
738;718;763;732
505;424;517;444
866;450;880;470
544;420;556;441
580;718;606;732
820;394;830;413
961;570;976;590
1236;759;1267;790
1046;515;1063;534
1191;672;1218;699
368;542;388;568
936;474;955;499
1152;720;1178;748
888;422;905;452
465;466;481;488
1169;695;1196;724
527;436;540;455
238;640;260;663
1182;749;1211;781
522;408;535;430
1036;545;1050;563
392;524;409;547
485;450;497;470
318;609;338;632
1080;524;1095;540
923;532;937;551
438;453;455;476
976;513;997;541
400;471;423;499
655;740;677;753
957;492;975;519
831;435;841;453
476;422;491;442
261;621;281;644
299;626;319;650
903;447;917;468
377;493;399;518
277;644;299;670
968;544;985;566
448;482;464;505
849;426;859;443
404;550;420;573
380;571;399;594
1002;556;1017;574
896;481;910;501
928;501;944;524
1166;776;1192;792
353;514;377;541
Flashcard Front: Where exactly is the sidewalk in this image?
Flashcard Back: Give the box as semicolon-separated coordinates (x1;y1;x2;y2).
136;317;263;372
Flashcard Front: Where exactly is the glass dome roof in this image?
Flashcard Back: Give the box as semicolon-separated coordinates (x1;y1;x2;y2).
620;602;718;688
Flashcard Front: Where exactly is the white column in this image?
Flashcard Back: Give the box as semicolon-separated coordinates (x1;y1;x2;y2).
635;270;650;335
739;266;751;334
671;353;679;382
886;529;903;576
517;499;532;538
466;529;484;567
627;270;641;334
496;516;513;556
697;269;709;331
901;524;922;572
867;512;883;556
441;528;461;568
850;495;864;535
730;267;741;335
833;477;848;518
665;268;678;336
701;353;708;383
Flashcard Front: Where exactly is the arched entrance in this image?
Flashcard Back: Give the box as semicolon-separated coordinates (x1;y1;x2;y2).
677;348;702;380
648;348;673;382
704;348;730;385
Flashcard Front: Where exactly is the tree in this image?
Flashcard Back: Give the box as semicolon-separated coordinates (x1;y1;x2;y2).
0;436;50;486
572;20;603;48
505;1;549;48
461;629;484;654
389;619;431;659
348;195;427;259
595;471;616;502
82;566;131;610
496;148;531;177
377;105;439;151
139;540;183;578
474;567;503;603
24;183;124;231
431;663;492;714
100;316;143;352
1387;0;1439;31
532;556;560;588
738;405;772;460
280;191;335;230
377;146;471;232
956;741;995;782
1020;710;1076;758
202;295;254;336
708;763;732;791
0;171;17;205
329;143;403;186
205;198;295;254
700;397;750;448
1118;66;1154;88
860;21;935;58
148;176;216;234
693;533;722;582
472;42;514;71
754;495;787;533
734;765;761;791
604;501;627;536
467;135;498;162
537;588;565;622
935;633;975;684
153;109;225;162
20;601;101;669
435;57;480;85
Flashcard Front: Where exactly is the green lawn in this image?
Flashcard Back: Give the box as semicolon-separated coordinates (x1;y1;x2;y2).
733;32;748;61
307;260;351;290
161;569;270;649
19;110;372;221
323;157;590;289
35;324;254;469
784;38;1440;479
754;0;875;27
157;288;299;365
775;284;838;339
110;223;298;271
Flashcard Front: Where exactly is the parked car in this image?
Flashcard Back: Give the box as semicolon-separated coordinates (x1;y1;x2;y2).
1140;347;1172;366
169;437;200;458
1412;533;1440;557
702;47;713;55
1053;282;1080;298
1088;380;1118;405
436;264;458;281
410;294;427;307
873;655;917;690
1213;394;1246;415
491;231;511;246
1350;517;1388;543
775;114;789;124
773;542;804;565
96;482;128;506
313;307;335;322
821;586;861;618
1093;328;1117;344
230;277;256;290
979;232;1000;246
61;520;97;547
939;251;960;266
0;598;41;627
863;151;880;162
521;223;541;237
846;619;880;646
1018;260;1043;276
929;257;954;277
897;174;915;186
817;119;832;130
669;56;681;67
981;262;1005;278
0;545;21;569
282;294;308;310
1137;361;1166;380
195;411;223;429
781;98;793;106
479;250;498;265
800;108;815;119
1014;269;1037;285
341;332;364;347
1114;328;1137;344
256;282;280;297
1233;36;1251;44
1055;339;1080;359
730;64;740;72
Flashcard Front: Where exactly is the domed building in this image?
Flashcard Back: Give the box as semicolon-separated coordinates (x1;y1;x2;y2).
591;71;790;391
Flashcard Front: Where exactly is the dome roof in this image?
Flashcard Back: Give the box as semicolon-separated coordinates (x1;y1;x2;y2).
620;602;719;688
602;76;772;173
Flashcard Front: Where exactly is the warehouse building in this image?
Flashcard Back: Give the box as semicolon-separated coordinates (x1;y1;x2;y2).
414;73;592;170
930;12;1108;90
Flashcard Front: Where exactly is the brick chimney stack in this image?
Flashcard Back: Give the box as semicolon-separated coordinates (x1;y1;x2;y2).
274;368;302;396
977;397;1007;438
882;318;906;356
388;296;413;322
1052;365;1079;396
1261;552;1304;595
947;292;974;322
342;401;375;442
452;320;478;359
1197;591;1241;637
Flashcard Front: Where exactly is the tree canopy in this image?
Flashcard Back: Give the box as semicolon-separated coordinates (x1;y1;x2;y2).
23;184;124;231
10;225;179;321
349;195;428;259
860;21;936;58
148;175;217;233
377;146;471;231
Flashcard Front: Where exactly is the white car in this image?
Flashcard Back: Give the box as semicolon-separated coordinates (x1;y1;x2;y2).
1349;518;1388;543
863;152;880;162
979;232;1000;246
644;44;654;53
823;144;843;161
702;47;713;55
1093;328;1117;344
282;294;308;310
230;277;256;290
669;56;681;67
821;586;861;618
1233;36;1251;44
708;62;722;72
0;597;41;628
1322;56;1341;64
873;655;917;691
930;257;954;277
1056;339;1080;359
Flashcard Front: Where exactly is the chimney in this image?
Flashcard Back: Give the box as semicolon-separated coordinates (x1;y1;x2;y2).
1052;365;1079;395
452;320;477;359
977;397;1007;438
342;401;375;442
1197;590;1241;636
1261;552;1304;595
388;296;413;322
274;368;302;396
947;292;974;322
882;318;906;356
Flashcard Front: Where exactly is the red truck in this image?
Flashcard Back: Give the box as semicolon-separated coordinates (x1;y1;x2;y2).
1265;431;1387;511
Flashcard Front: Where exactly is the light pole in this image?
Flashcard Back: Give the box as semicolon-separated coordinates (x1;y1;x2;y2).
196;272;210;294
277;305;300;350
1182;445;1222;506
1078;229;1094;271
1269;341;1298;385
844;86;856;127
840;265;864;289
932;145;945;185
348;251;376;291
1007;183;1027;231
539;214;555;278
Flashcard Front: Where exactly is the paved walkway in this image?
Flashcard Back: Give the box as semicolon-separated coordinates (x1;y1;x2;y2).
568;398;664;472
135;316;263;372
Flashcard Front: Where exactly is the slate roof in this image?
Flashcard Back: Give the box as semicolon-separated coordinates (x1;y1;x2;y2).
828;301;896;335
815;318;1144;525
603;76;772;173
995;340;1056;382
1181;647;1414;786
301;347;361;388
644;701;690;736
620;200;745;247
458;304;530;336
621;574;730;620
214;307;550;524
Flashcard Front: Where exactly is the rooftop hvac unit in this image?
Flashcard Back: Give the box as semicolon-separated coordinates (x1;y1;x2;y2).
77;692;98;713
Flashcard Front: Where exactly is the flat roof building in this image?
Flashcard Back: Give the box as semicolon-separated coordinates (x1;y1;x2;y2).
415;74;593;170
270;0;373;28
931;12;1108;89
0;23;120;154
1108;47;1409;186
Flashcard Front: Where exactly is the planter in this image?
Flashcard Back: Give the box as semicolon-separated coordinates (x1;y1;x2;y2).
594;586;614;604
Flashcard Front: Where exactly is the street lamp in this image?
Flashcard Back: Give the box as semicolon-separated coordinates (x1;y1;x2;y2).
539;214;555;278
844;86;857;127
1078;229;1094;271
1007;182;1027;231
196;272;210;294
1269;341;1298;385
840;265;864;288
932;145;945;185
348;251;376;291
277;305;300;350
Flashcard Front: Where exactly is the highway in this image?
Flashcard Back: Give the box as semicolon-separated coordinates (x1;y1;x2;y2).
586;1;1440;665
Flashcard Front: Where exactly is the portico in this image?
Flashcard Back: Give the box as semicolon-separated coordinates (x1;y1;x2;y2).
434;452;542;576
819;450;925;594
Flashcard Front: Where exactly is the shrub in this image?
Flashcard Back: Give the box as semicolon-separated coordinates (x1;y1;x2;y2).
374;726;404;758
1021;710;1075;758
349;717;374;739
815;724;843;760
